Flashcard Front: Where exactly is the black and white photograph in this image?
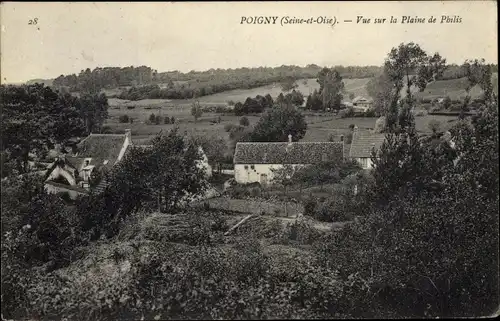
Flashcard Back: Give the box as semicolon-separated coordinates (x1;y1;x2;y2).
0;1;498;319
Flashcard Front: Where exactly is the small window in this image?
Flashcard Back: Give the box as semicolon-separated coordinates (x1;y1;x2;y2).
360;158;369;168
321;153;328;162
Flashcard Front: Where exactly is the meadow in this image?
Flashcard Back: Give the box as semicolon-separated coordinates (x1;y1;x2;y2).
103;74;485;144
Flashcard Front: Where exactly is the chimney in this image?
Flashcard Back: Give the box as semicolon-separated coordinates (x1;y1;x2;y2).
288;134;293;143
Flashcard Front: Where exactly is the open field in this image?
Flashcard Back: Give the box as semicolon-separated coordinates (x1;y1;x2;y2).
104;73;480;145
403;73;498;100
107;109;460;147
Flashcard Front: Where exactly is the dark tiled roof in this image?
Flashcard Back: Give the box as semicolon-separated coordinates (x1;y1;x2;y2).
234;142;344;164
352;96;373;103
349;132;386;158
69;134;128;170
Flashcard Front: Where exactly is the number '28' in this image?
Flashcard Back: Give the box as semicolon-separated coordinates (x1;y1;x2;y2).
28;18;38;25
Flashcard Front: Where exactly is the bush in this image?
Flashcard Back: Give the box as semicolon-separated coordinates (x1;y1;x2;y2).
224;123;235;132
363;109;377;117
239;116;250;126
146;113;162;125
428;119;441;133
339;108;355;118
118;115;130;123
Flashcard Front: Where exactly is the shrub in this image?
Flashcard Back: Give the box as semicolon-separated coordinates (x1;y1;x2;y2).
224;123;235;132
284;219;322;245
101;126;113;134
118;115;130;123
303;196;317;216
340;108;355;118
148;113;156;124
364;109;377;117
170;116;175;124
428;119;441;133
239;116;250;126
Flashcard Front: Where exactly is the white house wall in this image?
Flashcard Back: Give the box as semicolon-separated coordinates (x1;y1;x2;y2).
354;157;374;169
46;167;77;186
234;164;304;185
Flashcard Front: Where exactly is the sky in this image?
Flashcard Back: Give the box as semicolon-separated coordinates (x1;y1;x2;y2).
1;1;497;83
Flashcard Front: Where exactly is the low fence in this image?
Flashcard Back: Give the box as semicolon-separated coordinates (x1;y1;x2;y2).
191;197;304;217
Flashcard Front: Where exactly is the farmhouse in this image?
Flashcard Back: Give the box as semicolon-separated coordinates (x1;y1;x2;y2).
352;96;373;112
44;129;213;199
44;129;134;198
233;135;344;185
349;127;386;169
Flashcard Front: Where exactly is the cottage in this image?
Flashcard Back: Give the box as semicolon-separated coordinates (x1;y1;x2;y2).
44;129;133;198
352;96;373;112
349;127;386;169
233;135;344;185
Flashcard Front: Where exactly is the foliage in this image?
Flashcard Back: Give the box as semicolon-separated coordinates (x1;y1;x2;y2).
319;69;345;110
249;104;307;142
285;89;305;107
427;119;441;134
292;160;362;188
189;134;228;172
316;55;499;318
1;84;105;175
118;115;130;123
108;129;208;214
191;101;203;122
239;116;250;126
366;70;393;115
146;113;162;125
306;89;324;111
383;43;447;133
280;76;299;92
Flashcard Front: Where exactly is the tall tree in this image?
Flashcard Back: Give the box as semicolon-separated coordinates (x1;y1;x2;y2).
366;70;393;115
191;101;203;123
250;104;307;142
1;84;87;175
280;76;298;92
384;43;447;133
108;129;208;213
78;92;109;134
321;69;345;110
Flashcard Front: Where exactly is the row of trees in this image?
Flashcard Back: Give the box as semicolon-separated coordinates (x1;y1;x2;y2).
234;94;274;115
51;65;387;94
53;66;156;91
366;52;497;116
302;68;346;111
1;84;109;177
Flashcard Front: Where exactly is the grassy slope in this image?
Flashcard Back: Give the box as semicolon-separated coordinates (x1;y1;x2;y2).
106;74;496;144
